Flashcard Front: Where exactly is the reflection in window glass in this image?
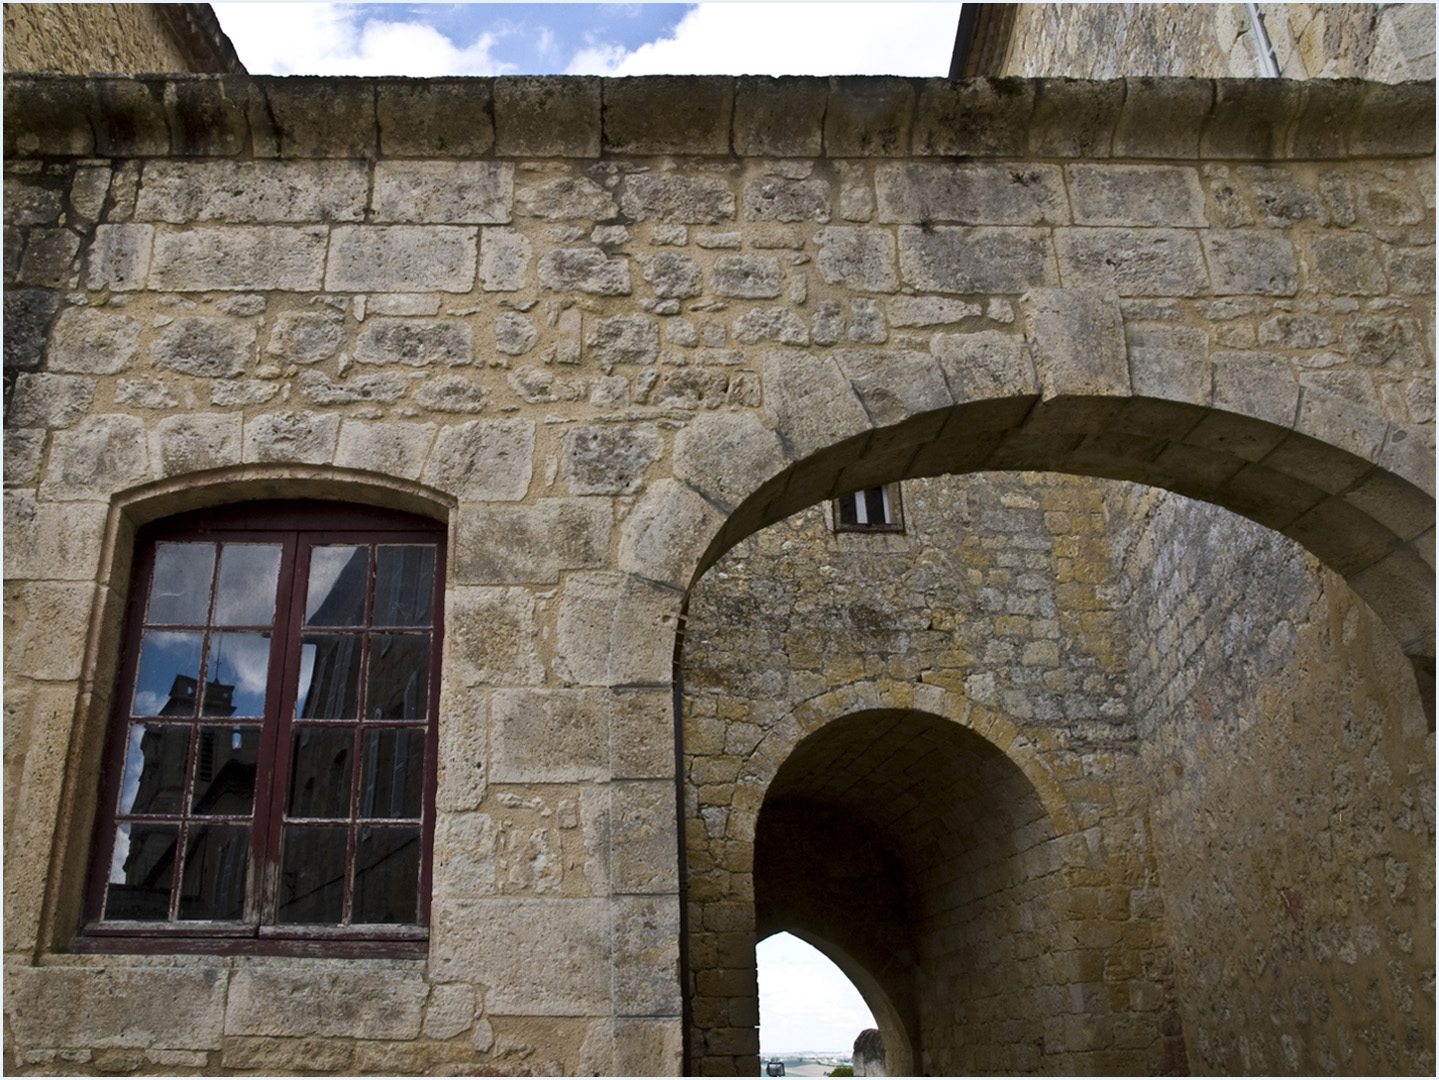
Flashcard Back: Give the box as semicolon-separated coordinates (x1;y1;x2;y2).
191;726;260;815
374;546;435;626
366;635;430;720
277;825;347;924
360;728;425;819
179;825;249;920
119;724;191;815
147;543;215;625
296;635;362;719
132;631;205;717
353;826;420;924
214;544;282;626
203;632;271;718
288;726;354;819
105;823;179;921
306;546;368;626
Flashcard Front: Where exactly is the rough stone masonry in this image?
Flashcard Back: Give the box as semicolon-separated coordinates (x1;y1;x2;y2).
2;72;1434;1075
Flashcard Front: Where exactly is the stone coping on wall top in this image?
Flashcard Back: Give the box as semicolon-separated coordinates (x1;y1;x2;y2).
3;73;1433;162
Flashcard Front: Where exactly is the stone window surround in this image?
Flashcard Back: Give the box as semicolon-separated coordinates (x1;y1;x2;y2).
74;496;448;959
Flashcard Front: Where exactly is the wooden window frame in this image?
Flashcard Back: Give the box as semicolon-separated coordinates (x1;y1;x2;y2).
833;483;905;534
75;500;446;959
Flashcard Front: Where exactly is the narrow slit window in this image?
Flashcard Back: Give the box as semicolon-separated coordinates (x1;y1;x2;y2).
834;483;904;533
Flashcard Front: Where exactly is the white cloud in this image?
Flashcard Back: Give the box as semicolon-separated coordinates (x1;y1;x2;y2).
566;3;963;77
214;3;516;77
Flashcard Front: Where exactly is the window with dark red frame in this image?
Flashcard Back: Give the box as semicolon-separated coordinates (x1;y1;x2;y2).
79;502;445;956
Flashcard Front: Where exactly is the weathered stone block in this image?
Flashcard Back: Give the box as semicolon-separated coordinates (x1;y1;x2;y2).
1028;79;1122;157
265;310;345;364
150;316;256;378
1305;233;1389;296
615;1018;684;1077
47;308;139;374
563;423;663;495
826;76;913;157
18;227;80;287
242;410;340;465
1066;164;1206;227
326;226;478;293
1114;77;1211;159
494;76;601;157
39;413;148;500
875;162;1067;225
619;174;735;226
423;419;535;501
1211;351;1300;430
296;369;407;405
431;898;610;1011
149;225;327;291
248;76;376;158
355;318;473;367
4;177;63;227
456;498;611;585
538;247;631;295
151;413;243;476
1202;230;1300;296
712;254;782;299
643;251;703;299
603;76;732;155
3;288;60;372
225;970;427;1040
912;77;1033;157
3;492;106;580
433;810;496;897
761;349;872;459
618;479;725;588
899;226;1059;294
888;296;981;326
814;227;899;293
478;227;532;292
447;586;544;686
3;428;45;487
1125;325;1211;407
612;894;683;1014
610;688;674;780
134;160;366;223
835;348;952;427
673;410;789;511
743;178;830;223
733;77;826;157
85;223;152;290
556;572;680;686
377;78;494;157
332;419;435;479
3;579;95;680
517;176;617;222
5;966;227;1050
374;161;513;225
611;781;679;892
1055;228;1207;297
733;307;810;346
931;330;1039;404
491;688;611;782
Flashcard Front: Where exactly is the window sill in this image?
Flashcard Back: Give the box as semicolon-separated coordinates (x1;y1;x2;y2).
73;926;428;959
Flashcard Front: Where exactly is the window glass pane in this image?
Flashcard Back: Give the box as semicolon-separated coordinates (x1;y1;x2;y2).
147;543;215;625
204;632;271;718
353;826;420;924
359;728;426;819
214;544;282;626
374;546;435;627
178;825;249;920
296;634;362;719
119;723;190;815
277;825;347;924
366;634;430;720
837;492;860;525
305;546;368;626
864;486;888;523
104;823;178;921
288;726;354;819
191;726;261;815
132;631;205;718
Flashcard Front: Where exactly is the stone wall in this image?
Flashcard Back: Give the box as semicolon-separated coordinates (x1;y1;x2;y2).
1001;3;1436;82
1117;485;1435;1075
2;4;243;76
1;73;1433;1076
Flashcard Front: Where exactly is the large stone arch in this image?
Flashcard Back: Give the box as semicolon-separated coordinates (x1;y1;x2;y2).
664;366;1433;702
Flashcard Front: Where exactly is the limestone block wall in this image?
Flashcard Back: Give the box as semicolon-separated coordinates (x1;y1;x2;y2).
2;4;244;76
1001;3;1437;82
1117;484;1435;1075
0;73;1433;1076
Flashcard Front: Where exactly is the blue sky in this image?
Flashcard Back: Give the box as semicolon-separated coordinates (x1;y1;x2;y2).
211;3;964;77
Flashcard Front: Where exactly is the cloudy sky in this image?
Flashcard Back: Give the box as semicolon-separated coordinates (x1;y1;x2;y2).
759;932;876;1055
211;3;964;78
